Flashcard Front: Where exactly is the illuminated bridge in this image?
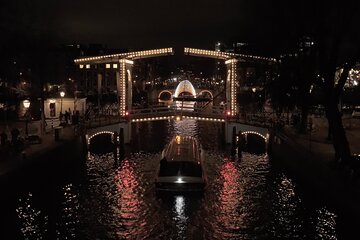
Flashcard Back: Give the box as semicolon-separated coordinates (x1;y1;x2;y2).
74;47;276;145
74;47;276;118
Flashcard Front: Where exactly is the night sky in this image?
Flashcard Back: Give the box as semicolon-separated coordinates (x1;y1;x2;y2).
0;0;359;54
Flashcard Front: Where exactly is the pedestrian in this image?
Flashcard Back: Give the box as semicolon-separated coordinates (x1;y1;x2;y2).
64;110;69;124
76;110;80;121
68;108;72;123
11;128;20;145
0;131;7;146
309;117;313;132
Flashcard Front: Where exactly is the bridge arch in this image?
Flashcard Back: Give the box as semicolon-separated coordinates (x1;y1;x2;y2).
87;131;115;145
197;90;213;99
241;131;267;142
241;130;268;153
158;90;173;101
226;122;269;145
174;80;197;98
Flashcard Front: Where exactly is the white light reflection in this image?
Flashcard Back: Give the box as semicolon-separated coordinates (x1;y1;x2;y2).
58;183;80;239
16;192;48;239
272;173;300;238
315;207;337;240
173;119;197;137
175;196;185;217
173;195;187;237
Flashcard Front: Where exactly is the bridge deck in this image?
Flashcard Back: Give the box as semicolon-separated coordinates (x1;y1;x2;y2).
84;106;277;130
128;106;225;121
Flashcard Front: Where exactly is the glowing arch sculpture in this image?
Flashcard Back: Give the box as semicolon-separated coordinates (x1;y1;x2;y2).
174;80;197;98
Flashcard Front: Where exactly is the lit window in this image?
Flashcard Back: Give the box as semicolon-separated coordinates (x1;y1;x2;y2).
79;65;84;69
113;64;118;68
106;64;111;69
86;64;90;69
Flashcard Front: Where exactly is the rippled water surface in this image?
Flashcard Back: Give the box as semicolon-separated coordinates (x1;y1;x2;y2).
2;119;346;239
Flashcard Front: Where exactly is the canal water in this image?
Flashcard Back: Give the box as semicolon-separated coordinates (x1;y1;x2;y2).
0;119;354;239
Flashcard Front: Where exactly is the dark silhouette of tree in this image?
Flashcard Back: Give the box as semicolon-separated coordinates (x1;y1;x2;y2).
313;0;360;162
269;55;296;115
270;37;317;131
270;0;360;162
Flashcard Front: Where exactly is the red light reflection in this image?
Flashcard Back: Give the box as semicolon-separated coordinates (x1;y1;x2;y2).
213;161;244;237
114;160;144;238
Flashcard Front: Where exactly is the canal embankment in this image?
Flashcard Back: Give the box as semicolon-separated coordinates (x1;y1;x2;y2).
270;121;360;227
0;126;86;182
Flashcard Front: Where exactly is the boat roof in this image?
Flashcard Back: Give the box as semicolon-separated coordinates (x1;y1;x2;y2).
164;136;201;162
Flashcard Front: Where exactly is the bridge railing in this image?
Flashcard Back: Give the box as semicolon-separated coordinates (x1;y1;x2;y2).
173;105;225;113
83;110;285;132
129;106;172;115
84;105;287;128
84;114;123;129
99;105;227;122
237;111;287;129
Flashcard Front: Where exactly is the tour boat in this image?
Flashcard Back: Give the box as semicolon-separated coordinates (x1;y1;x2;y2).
155;135;207;192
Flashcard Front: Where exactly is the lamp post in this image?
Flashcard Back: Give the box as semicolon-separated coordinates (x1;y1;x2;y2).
23;100;31;136
252;87;256;113
60;91;65;114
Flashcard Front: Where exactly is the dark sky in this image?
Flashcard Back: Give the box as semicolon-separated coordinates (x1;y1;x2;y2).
0;0;358;54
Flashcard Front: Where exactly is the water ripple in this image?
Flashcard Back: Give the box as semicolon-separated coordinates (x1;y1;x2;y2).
10;120;340;240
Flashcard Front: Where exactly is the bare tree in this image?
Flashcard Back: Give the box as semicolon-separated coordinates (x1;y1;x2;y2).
315;0;360;162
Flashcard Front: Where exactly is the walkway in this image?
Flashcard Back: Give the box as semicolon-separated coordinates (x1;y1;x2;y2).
0;126;77;177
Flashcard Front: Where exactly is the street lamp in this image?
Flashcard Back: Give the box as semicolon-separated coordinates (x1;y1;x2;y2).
251;88;257;113
23;100;31;136
60;91;65;114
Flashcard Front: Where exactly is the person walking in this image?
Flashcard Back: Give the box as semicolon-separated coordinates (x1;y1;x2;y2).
64;111;70;124
0;131;7;146
11;128;20;145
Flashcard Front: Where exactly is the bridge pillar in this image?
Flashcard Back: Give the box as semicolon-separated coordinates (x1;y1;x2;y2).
225;59;237;116
113;131;119;161
120;121;131;144
119;128;125;159
97;73;103;110
82;134;89;157
225;122;238;144
231;126;237;156
85;134;89;148
116;59;134;116
237;130;243;159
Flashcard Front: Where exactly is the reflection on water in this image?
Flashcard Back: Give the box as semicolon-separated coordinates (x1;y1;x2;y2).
114;159;148;239
174;196;187;239
173;118;198;137
215;161;244;238
271;173;303;238
58;184;79;238
5;119;342;239
16;192;48;239
315;208;337;240
270;173;339;240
